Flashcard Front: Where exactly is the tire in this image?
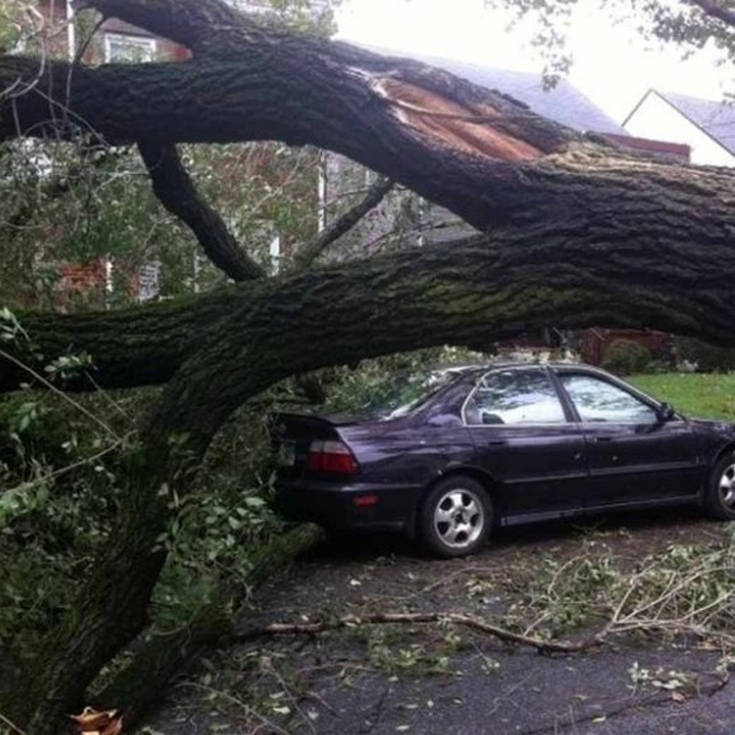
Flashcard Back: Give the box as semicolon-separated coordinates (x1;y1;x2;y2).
419;476;492;558
704;453;735;521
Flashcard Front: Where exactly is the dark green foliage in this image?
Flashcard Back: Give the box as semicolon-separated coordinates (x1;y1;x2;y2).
674;337;735;373
0;386;284;671
601;339;653;376
0;390;130;668
321;347;486;416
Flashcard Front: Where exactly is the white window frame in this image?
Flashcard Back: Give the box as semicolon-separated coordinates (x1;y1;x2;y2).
104;33;157;63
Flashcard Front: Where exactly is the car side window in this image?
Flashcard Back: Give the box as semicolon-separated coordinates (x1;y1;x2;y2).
463;370;566;426
560;374;658;424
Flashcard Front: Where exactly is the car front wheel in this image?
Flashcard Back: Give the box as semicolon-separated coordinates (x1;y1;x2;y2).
705;454;735;521
419;476;492;558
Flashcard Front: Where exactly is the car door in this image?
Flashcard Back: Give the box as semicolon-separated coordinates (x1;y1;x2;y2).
554;369;703;504
463;367;589;519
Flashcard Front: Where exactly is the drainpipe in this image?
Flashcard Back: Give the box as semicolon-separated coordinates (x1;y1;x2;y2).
317;152;328;233
66;0;76;61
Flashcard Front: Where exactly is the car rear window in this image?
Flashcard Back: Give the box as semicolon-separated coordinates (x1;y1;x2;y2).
324;368;467;420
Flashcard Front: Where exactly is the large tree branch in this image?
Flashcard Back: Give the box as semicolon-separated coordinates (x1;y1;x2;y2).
295;175;394;268
0;33;576;232
138;142;266;281
3;198;734;411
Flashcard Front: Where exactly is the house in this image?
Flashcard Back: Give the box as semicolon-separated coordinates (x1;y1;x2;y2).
33;1;186;62
624;89;735;167
34;1;332;63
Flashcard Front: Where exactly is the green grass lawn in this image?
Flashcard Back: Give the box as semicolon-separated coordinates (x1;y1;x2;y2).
629;373;735;421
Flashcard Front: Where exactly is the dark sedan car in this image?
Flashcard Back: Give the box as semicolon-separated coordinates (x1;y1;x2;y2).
274;364;735;557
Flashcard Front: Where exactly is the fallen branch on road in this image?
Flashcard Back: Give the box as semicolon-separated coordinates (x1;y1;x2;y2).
234;611;607;655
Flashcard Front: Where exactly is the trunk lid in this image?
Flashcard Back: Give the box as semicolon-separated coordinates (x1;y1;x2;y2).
271;412;409;480
272;413;348;480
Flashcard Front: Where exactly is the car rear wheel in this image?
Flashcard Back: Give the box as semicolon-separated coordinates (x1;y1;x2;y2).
704;454;735;520
419;476;492;558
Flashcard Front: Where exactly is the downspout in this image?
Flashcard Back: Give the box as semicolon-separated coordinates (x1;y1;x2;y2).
66;0;75;60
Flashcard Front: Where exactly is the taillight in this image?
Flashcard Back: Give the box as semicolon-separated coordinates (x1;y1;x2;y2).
308;440;359;474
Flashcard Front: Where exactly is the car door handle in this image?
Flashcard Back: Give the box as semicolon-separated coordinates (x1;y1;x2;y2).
487;440;507;447
592;436;615;443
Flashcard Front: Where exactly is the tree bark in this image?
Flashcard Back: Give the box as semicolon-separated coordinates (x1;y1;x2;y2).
3;161;735;400
92;524;324;731
138;142;266;281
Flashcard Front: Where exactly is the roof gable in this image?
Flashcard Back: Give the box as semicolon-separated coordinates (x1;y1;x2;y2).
417;57;627;135
640;90;735;157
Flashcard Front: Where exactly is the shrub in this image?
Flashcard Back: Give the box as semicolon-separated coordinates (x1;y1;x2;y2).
601;339;652;375
674;337;735;373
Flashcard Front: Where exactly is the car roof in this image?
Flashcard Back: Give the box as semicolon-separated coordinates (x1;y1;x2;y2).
459;362;607;373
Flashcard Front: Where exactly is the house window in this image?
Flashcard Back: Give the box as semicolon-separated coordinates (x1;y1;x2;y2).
104;33;156;63
270;234;282;274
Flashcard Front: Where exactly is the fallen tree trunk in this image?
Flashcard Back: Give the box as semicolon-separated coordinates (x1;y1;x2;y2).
3;0;732;242
3;214;734;416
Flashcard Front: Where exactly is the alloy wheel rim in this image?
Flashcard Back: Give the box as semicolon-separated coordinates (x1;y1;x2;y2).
433;488;484;549
719;464;735;510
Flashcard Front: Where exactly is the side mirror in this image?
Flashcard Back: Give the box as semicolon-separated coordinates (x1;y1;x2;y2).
657;402;676;422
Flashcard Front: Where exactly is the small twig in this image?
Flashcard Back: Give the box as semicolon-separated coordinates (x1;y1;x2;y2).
175;681;290;735
84;370;134;423
261;659;317;735
0;347;122;440
295;176;394;268
234;611;605;655
1;437;126;498
617;565;732;624
0;712;28;735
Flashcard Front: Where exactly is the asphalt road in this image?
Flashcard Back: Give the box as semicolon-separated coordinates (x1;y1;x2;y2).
146;508;735;734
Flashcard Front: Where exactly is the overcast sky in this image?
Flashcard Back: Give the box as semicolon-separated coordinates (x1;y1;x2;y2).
336;0;732;124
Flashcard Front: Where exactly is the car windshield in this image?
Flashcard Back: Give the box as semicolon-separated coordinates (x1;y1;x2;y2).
325;368;467;420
